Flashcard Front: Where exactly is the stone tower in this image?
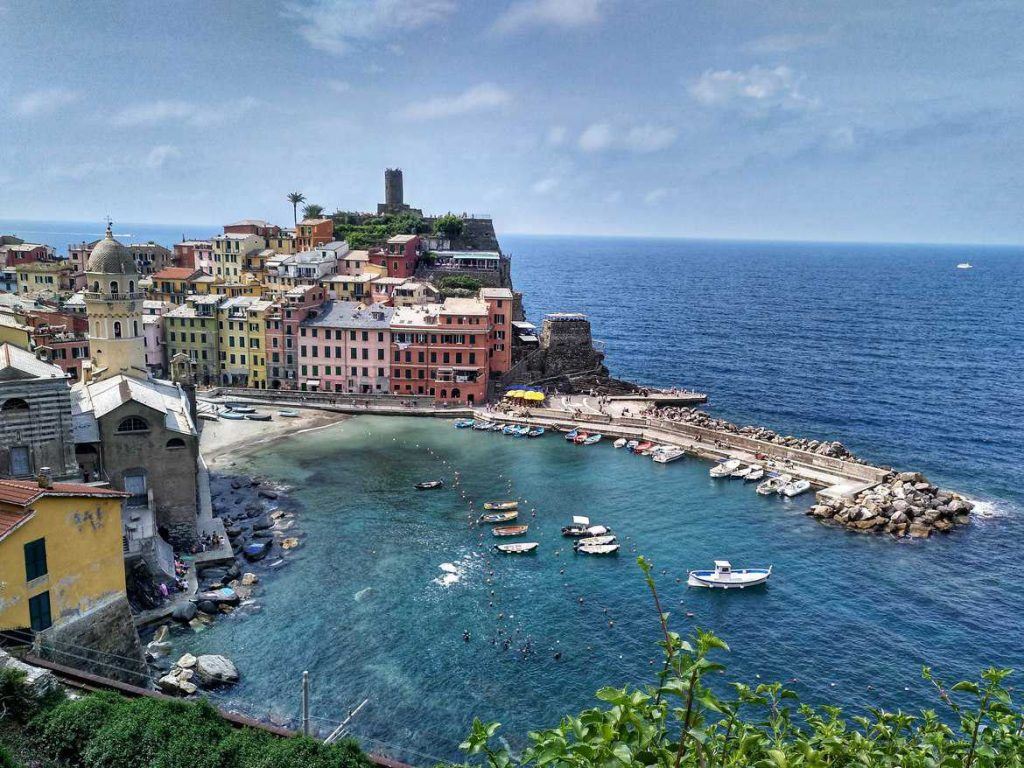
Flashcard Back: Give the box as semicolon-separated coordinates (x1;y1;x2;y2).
83;223;147;381
385;168;404;210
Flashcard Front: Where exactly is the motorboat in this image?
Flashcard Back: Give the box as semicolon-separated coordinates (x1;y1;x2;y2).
473;421;494;430
710;459;742;478
198;412;220;421
634;441;654;454
625;440;639;452
483;500;519;511
492;525;529;537
574;534;617;547
744;465;765;482
415;480;444;490
613;438;627;449
230;405;256;414
494;542;538;554
652;446;685;464
575;543;619;555
277;409;300;418
730;464;753;478
479;511;518;524
220;411;245;420
526;427;545;438
565;429;579;441
687;561;771;589
582;433;602;445
514;425;531;437
781;479;812;497
956;262;973;269
564;520;613;538
454;419;475;429
502;424;520;435
245;413;272;421
561;515;591;536
573;431;590;444
756;473;791;495
489;423;505;432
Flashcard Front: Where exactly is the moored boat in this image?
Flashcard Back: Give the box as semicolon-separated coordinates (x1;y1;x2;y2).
710;459;741;478
199;412;219;421
492;524;529;537
527;427;545;438
454;419;475;429
573;431;590;444
415;480;444;490
756;473;791;495
479;511;518;523
574;533;617;547
780;479;812;497
502;424;519;435
625;440;639;452
687;560;771;589
652;446;685;463
220;411;245;420
744;465;765;481
483;500;518;511
564;429;579;441
473;421;494;430
613;438;627;448
730;464;753;478
956;262;973;269
230;405;256;414
582;433;602;445
494;541;538;554
575;543;620;555
277;409;300;418
245;412;272;421
561;515;591;536
634;441;654;454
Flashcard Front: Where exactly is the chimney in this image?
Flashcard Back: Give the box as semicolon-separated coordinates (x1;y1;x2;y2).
37;467;52;489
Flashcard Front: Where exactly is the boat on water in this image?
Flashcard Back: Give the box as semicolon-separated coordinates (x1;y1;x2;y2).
745;465;765;481
613;438;627;448
634;440;654;454
483;500;519;511
479;511;518;523
502;424;519;435
230;405;256;414
245;413;272;421
582;433;602;445
781;479;812;497
625;440;639;451
652;446;686;464
576;543;620;555
415;480;444;490
756;473;791;495
730;464;753;478
710;459;742;478
473;421;494;430
573;431;590;444
527;427;545;438
688;560;771;589
494;542;538;554
220;411;245;420
492;524;529;537
198;412;219;421
561;515;591;536
277;409;300;418
957;262;973;269
489;423;505;431
514;425;531;437
574;533;617;547
454;419;475;429
564;429;579;441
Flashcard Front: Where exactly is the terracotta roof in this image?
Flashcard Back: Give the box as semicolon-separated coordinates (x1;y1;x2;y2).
0;508;33;540
152;267;201;280
0;479;127;508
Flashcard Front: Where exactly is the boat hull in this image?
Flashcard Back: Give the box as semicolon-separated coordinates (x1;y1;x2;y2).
687;568;771;589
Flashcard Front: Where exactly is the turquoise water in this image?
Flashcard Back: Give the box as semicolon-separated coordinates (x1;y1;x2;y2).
178;415;1020;763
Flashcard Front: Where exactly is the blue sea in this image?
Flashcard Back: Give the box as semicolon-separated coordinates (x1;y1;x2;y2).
4;220;1024;763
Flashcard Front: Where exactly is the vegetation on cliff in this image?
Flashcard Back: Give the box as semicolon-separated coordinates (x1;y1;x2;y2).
331;211;428;250
456;557;1023;767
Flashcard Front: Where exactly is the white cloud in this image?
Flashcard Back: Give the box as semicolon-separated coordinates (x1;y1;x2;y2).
578;122;614;152
493;0;605;35
643;187;671;205
532;177;559;194
144;145;181;169
13;88;81;117
284;0;456;55
400;83;511;120
111;98;259;127
689;65;815;111
578;122;677;153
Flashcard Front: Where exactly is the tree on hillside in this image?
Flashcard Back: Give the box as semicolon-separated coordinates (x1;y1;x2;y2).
286;192;305;226
302;203;325;220
434;212;464;238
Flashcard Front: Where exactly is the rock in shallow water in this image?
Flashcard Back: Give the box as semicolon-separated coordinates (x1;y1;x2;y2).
196;654;239;686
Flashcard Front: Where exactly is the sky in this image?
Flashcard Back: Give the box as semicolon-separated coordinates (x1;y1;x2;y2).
1;0;1023;244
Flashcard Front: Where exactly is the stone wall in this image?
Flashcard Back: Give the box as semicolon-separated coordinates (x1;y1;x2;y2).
35;594;148;687
414;260;511;289
0;377;78;479
537;315;606;377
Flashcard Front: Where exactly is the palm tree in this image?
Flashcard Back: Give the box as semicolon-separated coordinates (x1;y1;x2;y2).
302;203;325;219
287;192;305;226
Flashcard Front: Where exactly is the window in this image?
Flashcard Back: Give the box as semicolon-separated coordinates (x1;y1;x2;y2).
166;438;186;449
113;321;122;338
1;398;29;412
24;538;47;581
29;591;52;631
116;416;149;433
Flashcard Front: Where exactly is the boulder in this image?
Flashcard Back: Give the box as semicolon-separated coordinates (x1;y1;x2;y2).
177;653;197;669
158;674;185;694
898;471;922;483
258;489;279;500
251;514;272;530
196;655;239;686
0;650;60;699
889;509;908;525
933;518;953;532
172;602;198;623
230;480;243;490
909;522;932;538
198;600;218;614
241;572;259;586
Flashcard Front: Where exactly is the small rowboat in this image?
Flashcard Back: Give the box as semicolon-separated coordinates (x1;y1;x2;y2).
473;421;494;430
502;424;519;435
582;433;602;445
527;427;545;438
245;413;272;421
561;515;591;536
576;543;619;555
613;438;627;448
564;429;579;441
454;419;475;429
479;511;518;524
495;542;538;554
634;441;654;453
573;431;590;444
278;409;300;417
710;459;741;478
230;405;256;414
756;473;790;495
574;534;617;547
492;525;529;537
781;479;812;497
483;500;519;511
730;464;753;478
220;411;245;420
489;423;505;431
744;465;765;482
625;440;638;451
688;561;771;589
415;480;444;490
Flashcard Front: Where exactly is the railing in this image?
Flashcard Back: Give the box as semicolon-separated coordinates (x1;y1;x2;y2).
83;291;147;301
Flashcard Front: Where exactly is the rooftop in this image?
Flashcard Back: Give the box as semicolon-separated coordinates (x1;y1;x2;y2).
0;480;127;540
226;219;270;227
299;218;332;226
0;342;67;380
388;234;419;244
480;287;513;299
304;301;394;329
441;297;488;316
152;267;202;280
71;374;197;441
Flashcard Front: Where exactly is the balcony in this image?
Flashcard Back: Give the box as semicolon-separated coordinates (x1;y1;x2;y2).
84;291;147;301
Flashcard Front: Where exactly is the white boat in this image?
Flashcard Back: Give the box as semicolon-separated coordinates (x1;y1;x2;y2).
781;479;812;497
613;438;627;449
652;446;685;464
583;525;612;537
625;440;638;451
574;534;617;547
956;262;973;269
575;543;620;555
756;473;791;495
495;542;539;554
710;459;741;478
473;421;494;430
582;433;602;445
561;515;591;536
744;465;764;482
688;561;771;589
730;464;753;478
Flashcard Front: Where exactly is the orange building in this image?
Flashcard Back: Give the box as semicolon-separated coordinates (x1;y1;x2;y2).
295;218;333;251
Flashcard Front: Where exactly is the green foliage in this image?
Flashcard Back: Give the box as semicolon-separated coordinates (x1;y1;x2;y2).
221;729;371;768
29;691;120;765
303;203;325;219
0;668;38;723
434;213;465;238
455;556;1024;768
437;275;483;294
333;212;427;250
0;743;20;768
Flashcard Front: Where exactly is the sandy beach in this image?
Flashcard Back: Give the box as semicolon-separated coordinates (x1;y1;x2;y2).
200;408;348;469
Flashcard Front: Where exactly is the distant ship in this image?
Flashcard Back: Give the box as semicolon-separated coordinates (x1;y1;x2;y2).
956;262;973;269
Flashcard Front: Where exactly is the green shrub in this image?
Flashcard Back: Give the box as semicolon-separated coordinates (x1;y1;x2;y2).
437;275;482;293
0;668;38;724
0;743;20;768
222;730;371;768
29;691;122;766
434;213;464;238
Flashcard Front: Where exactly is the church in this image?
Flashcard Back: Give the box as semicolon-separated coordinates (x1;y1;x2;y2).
70;224;200;550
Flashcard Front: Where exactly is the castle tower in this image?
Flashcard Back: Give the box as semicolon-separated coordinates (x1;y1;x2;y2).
83;223;148;381
385;168;404;209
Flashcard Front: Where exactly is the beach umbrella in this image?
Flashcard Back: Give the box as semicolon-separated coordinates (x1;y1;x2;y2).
524;391;545;401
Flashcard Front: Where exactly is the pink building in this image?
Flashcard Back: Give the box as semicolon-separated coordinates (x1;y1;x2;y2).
174;240;213;272
371;234;420;278
297;301;394;393
265;285;326;389
0;242;55;267
480;287;513;379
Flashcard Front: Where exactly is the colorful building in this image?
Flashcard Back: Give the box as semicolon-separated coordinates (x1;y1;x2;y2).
0;242;55;268
163;295;223;385
480;287;513;378
171;241;212;272
297;301;393;393
264;285;325;390
211;233;262;281
373;234;420;278
149;267;206;304
322;273;376;302
217;296;272;387
295;218;333;251
16;261;75;299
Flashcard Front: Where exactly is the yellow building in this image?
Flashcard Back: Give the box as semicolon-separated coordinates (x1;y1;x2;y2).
15;262;74;299
0;310;33;348
210;233;263;281
217;296;272;387
0;478;128;633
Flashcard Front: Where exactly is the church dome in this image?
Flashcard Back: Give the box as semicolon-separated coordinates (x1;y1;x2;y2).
87;224;138;275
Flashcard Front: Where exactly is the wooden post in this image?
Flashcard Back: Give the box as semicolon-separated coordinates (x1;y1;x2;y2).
302;670;310;737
